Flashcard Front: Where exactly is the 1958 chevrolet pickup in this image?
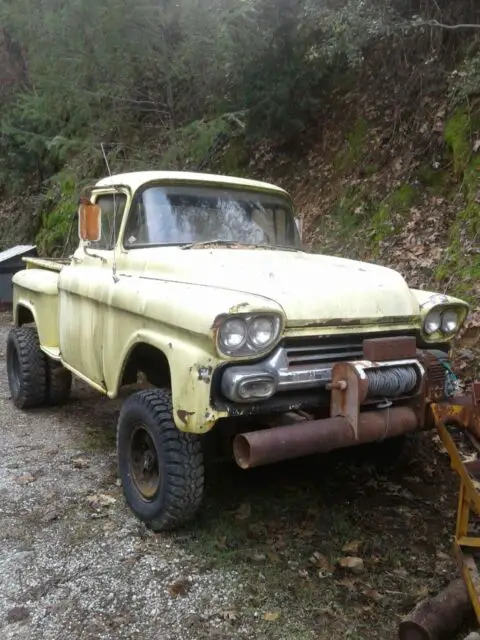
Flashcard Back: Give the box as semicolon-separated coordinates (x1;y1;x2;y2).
6;170;470;530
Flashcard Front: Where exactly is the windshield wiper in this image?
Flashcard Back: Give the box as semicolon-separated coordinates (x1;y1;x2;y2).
181;239;245;250
181;239;302;251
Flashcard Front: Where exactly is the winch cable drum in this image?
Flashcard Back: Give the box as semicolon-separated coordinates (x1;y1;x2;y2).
365;365;418;399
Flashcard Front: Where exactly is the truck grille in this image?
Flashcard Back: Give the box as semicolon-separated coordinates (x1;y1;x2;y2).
283;331;419;369
284;339;363;368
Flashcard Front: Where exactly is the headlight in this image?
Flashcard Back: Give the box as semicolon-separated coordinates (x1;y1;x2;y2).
441;309;459;334
424;310;442;335
216;313;282;357
248;316;277;348
423;306;462;338
219;318;247;350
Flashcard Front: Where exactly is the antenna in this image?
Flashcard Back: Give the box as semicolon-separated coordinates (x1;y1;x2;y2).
100;143;120;283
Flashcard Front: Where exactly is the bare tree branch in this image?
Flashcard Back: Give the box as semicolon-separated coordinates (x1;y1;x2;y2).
421;19;480;31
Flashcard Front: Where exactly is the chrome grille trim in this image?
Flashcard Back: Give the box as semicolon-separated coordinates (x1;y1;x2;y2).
284;340;364;368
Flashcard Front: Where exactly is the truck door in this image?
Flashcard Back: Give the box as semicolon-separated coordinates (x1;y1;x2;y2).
58;191;127;387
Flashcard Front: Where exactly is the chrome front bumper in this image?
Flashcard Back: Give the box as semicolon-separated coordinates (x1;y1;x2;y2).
221;346;336;403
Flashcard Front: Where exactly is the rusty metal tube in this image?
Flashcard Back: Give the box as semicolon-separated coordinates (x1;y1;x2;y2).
233;406;419;469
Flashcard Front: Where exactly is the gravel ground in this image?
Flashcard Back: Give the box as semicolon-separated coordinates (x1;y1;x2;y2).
1;310;478;639
0;314;241;640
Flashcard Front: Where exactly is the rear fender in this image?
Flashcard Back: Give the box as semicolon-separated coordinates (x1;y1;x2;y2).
12;269;60;349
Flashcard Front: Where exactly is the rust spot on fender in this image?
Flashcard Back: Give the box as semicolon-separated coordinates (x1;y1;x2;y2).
290;315;419;329
177;409;195;425
197;365;213;383
228;302;251;314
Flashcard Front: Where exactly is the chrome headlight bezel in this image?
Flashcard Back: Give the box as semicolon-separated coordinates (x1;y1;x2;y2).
215;312;284;358
421;304;467;340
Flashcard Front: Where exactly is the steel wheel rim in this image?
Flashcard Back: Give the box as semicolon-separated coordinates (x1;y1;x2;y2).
129;424;160;501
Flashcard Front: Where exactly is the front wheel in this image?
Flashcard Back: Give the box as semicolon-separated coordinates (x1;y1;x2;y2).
116;389;204;532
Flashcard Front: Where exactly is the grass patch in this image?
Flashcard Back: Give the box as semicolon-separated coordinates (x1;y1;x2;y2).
369;184;418;254
181;457;367;637
337;118;368;172
415;165;451;194
173;434;469;636
444;108;471;177
175;442;459;639
80;424;116;452
435;154;480;304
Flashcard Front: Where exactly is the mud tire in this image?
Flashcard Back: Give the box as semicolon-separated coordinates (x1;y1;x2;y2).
356;433;417;473
6;326;47;409
117;389;204;532
45;358;72;406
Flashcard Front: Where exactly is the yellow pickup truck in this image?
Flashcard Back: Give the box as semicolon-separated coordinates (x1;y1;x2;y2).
6;170;469;531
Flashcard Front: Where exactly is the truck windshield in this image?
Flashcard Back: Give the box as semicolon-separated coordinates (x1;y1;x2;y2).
123;184;301;249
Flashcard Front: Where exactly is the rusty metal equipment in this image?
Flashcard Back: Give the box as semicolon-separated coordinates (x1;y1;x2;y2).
233;338;452;470
398;578;473;640
397;384;480;639
429;383;480;626
233;406;419;469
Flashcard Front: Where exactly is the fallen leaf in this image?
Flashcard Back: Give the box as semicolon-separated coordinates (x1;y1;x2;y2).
416;586;430;600
15;473;35;485
72;456;89;469
338;578;356;590
215;536;227;550
41;508;59;523
309;552;333;573
263;612;280;621
234;502;251;521
342;540;362;554
221;610;238;621
267;549;281;564
167;578;190;598
363;589;383;601
86;493;117;510
251;552;266;564
338;556;364;574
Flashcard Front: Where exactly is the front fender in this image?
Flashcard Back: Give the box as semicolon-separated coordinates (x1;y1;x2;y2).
105;326;227;434
410;288;470;337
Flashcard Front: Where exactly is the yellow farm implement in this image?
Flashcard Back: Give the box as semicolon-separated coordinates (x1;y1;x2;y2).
399;383;480;640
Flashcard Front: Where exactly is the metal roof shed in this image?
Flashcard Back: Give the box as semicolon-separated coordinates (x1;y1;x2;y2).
0;245;37;306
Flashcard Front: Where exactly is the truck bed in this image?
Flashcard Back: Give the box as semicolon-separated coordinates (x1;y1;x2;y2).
23;256;70;272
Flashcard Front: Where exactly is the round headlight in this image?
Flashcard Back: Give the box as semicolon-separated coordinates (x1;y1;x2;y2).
424;310;442;335
248;315;276;347
441;309;459;334
219;318;247;350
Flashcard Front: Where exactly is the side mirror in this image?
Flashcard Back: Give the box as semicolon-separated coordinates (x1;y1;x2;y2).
78;201;102;242
294;216;303;241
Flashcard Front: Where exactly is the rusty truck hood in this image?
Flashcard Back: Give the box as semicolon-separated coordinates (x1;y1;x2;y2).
123;248;420;326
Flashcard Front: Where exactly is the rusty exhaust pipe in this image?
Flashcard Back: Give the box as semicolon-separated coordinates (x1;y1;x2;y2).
233;407;419;469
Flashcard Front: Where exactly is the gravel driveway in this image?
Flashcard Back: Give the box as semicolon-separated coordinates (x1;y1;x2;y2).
0;314;240;640
2;311;477;639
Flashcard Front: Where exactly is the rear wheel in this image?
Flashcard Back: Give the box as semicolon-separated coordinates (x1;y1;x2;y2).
45;358;72;405
6;326;47;409
354;433;417;472
117;389;204;531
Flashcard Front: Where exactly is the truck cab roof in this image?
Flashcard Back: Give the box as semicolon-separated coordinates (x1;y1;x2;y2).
94;171;290;197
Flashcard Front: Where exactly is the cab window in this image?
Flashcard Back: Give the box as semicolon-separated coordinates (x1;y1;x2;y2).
90;193;127;250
